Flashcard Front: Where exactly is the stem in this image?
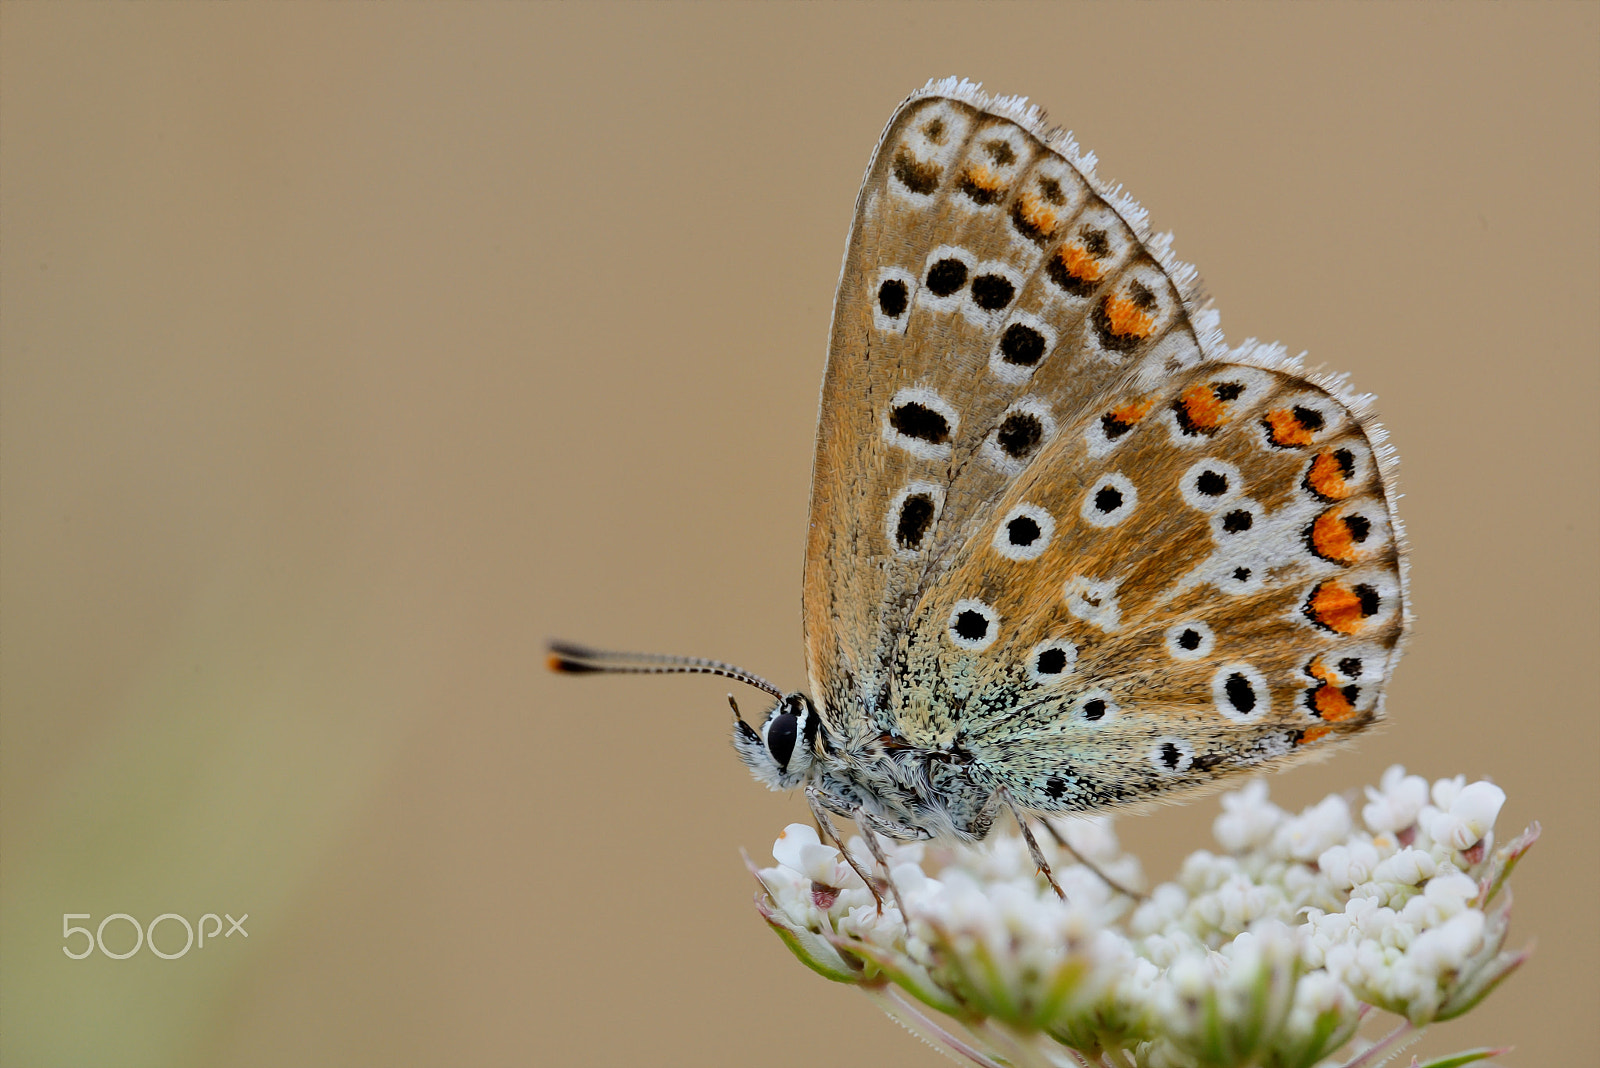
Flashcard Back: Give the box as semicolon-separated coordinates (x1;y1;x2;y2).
864;985;1008;1068
1339;1019;1419;1068
972;1019;1080;1068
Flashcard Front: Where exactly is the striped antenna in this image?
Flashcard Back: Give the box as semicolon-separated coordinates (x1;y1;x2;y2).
546;639;784;699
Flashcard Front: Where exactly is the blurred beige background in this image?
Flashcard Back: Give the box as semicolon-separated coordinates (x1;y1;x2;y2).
3;5;1595;1066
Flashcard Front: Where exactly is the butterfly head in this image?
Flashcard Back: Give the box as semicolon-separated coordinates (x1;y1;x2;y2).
733;691;820;791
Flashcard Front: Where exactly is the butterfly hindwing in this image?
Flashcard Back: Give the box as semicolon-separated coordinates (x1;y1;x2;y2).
894;359;1406;812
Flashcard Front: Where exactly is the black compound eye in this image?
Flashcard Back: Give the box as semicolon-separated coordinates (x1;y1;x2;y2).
765;712;798;770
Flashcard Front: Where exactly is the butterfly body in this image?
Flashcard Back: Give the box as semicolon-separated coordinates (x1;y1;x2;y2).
556;77;1408;854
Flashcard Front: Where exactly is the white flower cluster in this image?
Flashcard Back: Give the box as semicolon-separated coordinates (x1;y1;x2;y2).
751;767;1535;1068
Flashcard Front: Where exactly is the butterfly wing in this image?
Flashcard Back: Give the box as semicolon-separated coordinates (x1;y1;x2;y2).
897;356;1407;810
802;78;1407;808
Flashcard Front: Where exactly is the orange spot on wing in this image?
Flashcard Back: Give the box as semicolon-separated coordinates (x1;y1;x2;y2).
1305;581;1367;635
1110;395;1158;424
1306;657;1359;722
1101;294;1154;339
964;163;1004;193
1265;407;1317;447
1300;724;1333;744
1306;449;1353;499
1016;193;1058;235
1057;243;1102;282
1178;384;1230;432
1311;510;1360;565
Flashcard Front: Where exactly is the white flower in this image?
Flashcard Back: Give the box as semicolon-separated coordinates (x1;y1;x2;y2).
1275;793;1353;861
1431;774;1468;810
1420;780;1507;851
1318;840;1381;889
771;822;865;889
1129;882;1190;938
1362;764;1431;833
751;771;1534;1068
1369;846;1438;887
1052;814;1122;863
1407;910;1486;976
837;902;905;950
1213;779;1284;852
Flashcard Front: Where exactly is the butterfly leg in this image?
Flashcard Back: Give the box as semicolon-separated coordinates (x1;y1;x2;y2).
1039;818;1146;901
804;783;903;916
853;819;912;920
1002;790;1066;901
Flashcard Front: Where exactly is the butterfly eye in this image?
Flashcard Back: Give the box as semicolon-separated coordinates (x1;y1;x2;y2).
763;712;799;771
996;412;1043;459
871;267;918;335
890;402;950;443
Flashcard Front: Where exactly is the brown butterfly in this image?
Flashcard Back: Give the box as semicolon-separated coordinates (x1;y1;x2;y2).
552;77;1408;897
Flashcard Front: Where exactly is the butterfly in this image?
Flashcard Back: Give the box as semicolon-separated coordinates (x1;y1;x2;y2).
551;77;1408;897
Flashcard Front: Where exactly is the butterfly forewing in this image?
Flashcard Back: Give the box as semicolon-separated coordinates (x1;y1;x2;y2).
803;79;1407;814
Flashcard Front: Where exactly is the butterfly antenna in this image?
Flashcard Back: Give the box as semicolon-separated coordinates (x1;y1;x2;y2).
546;639;784;699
